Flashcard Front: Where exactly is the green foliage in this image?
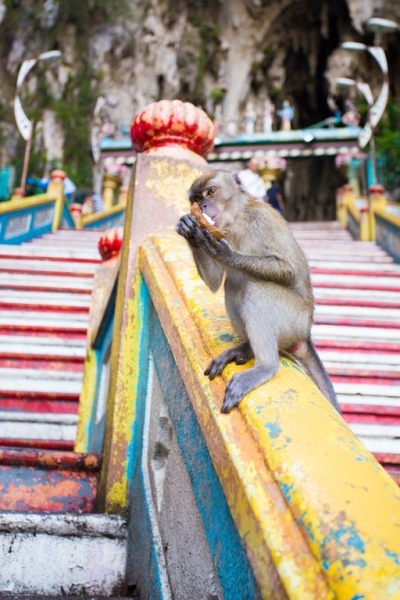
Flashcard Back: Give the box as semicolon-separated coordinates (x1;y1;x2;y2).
375;99;400;190
262;45;274;55
51;68;98;187
189;18;222;97
270;85;280;98
1;0;129;185
209;87;224;101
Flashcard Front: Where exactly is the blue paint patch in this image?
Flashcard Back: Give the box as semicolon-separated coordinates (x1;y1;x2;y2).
219;332;235;343
319;517;367;573
280;482;294;503
350;595;365;600
264;422;282;438
385;549;400;566
343;558;367;568
174;299;180;306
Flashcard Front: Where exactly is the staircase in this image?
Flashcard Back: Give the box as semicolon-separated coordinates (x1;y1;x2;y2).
0;229;128;596
290;221;400;485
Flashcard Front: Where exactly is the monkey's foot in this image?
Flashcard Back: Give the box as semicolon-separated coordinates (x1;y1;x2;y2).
221;365;277;414
205;341;253;380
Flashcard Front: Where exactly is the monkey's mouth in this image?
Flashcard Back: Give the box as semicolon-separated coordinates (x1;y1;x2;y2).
202;212;216;226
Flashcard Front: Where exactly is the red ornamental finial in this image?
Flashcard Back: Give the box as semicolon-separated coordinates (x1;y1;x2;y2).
50;169;67;182
98;227;124;261
130;100;214;163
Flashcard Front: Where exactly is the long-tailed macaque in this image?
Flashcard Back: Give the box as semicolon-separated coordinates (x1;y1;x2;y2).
176;170;341;415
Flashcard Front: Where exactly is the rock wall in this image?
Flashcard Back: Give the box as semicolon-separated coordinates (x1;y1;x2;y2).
0;0;399;217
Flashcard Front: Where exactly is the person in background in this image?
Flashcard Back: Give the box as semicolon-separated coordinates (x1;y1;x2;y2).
238;157;266;202
265;179;285;215
91;192;104;213
63;176;77;203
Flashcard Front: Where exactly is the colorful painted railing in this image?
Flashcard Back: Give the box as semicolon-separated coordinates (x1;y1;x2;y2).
336;183;400;252
0;172;74;243
81;205;125;231
75;256;119;454
374;202;400;263
73;99;400;599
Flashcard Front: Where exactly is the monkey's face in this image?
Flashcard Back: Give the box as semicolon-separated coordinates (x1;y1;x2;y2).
188;171;240;230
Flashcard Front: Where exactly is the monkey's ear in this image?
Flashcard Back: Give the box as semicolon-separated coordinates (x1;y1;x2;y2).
233;172;245;192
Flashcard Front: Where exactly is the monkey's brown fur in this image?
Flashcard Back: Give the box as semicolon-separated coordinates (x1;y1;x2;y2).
176;169;340;414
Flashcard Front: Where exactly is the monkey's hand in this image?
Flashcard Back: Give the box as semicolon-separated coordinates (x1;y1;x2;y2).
176;214;202;247
193;228;233;263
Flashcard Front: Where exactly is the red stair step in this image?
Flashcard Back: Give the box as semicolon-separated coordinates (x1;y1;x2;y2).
0;448;99;513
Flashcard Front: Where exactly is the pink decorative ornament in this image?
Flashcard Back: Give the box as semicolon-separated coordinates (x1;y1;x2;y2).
130;99;214;164
98;227;124;261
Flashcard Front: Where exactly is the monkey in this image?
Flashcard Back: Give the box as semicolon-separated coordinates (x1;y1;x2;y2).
176;169;341;415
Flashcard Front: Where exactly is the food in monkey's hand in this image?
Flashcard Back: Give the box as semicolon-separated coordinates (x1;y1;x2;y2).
190;202;226;240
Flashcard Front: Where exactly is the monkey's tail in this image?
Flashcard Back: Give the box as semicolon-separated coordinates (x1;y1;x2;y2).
291;339;341;414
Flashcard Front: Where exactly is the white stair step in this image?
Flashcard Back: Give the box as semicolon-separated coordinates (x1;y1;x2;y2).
338;394;400;408
305;254;394;263
314;288;400;302
0;313;89;330
314;304;400;321
0;339;86;358
0;247;100;260
311;274;400;287
0;513;127;595
0;273;93;289
0;290;91;306
335;383;399;397
0;309;88;322
357;436;400;454
319;350;400;369
0;368;82;394
0;411;78;424
312;324;400;342
0;420;76;441
309;261;400;273
0;335;86;348
0;259;98;274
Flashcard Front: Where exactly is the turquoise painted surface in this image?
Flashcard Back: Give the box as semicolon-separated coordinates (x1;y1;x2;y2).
0;202;55;244
375;214;400;263
149;298;261;600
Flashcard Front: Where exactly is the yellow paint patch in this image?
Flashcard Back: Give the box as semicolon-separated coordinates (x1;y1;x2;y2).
75;348;97;453
145;158;205;214
0;194;56;214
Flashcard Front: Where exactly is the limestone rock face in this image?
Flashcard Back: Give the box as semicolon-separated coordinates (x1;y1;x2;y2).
0;0;398;217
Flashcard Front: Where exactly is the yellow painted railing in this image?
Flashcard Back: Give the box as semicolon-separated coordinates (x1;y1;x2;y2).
81;204;125;230
137;230;400;599
94;146;400;597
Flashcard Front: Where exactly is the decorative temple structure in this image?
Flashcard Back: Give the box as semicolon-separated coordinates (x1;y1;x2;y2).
0;99;398;598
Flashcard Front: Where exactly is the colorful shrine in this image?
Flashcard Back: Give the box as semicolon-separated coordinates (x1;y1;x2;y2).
0;99;399;598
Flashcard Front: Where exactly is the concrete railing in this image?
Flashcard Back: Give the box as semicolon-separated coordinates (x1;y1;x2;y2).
76;100;400;598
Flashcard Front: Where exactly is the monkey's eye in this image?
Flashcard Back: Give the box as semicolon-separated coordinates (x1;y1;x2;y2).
207;188;216;195
194;194;202;202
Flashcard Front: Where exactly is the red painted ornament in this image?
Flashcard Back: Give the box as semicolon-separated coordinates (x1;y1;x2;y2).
50;169;67;182
369;184;385;194
98;227;124;261
130;99;214;162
